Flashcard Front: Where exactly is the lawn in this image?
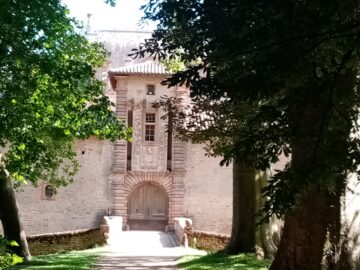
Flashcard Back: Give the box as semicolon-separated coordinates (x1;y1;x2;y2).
177;252;270;270
6;249;101;270
5;249;270;270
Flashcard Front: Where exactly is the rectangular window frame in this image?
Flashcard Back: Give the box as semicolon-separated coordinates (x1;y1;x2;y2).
144;112;156;142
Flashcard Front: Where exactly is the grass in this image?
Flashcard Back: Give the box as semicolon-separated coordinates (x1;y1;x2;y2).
4;248;270;270
177;252;271;270
5;248;101;270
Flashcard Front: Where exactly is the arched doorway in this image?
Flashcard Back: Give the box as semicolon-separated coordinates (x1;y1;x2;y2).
128;182;169;231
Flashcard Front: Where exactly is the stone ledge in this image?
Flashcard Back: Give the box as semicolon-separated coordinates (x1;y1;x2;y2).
27;228;106;256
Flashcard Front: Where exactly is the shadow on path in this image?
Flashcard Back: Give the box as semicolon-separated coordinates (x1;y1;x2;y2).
93;256;179;270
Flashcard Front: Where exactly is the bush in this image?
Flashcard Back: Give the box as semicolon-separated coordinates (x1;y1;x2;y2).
0;237;23;269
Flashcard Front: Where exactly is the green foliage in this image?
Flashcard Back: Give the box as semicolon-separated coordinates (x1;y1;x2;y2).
178;252;270;270
134;0;360;220
161;56;186;73
104;0;116;7
0;237;23;269
159;49;202;73
0;0;130;188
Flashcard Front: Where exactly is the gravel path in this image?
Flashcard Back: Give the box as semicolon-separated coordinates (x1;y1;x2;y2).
93;231;206;270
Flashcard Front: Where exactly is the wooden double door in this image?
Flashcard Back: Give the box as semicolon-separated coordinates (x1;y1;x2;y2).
128;183;168;231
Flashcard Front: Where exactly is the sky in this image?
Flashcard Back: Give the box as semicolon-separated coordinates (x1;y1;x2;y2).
62;0;155;31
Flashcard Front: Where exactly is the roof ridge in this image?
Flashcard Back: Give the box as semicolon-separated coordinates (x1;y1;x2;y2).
109;60;171;75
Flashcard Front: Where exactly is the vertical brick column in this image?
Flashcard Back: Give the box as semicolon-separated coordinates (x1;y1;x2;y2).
113;76;128;173
169;134;186;229
109;174;126;220
168;90;187;229
110;76;128;226
172;136;186;171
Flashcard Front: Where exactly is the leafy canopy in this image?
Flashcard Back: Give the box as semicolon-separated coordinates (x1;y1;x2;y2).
134;0;360;219
0;0;130;187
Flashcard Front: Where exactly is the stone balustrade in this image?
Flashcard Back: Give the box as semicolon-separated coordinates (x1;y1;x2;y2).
173;217;193;244
100;216;123;245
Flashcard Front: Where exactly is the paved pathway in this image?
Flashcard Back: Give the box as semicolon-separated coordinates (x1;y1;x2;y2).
93;231;206;270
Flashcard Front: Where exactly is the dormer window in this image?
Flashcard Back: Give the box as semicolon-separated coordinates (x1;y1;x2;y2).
147;84;155;95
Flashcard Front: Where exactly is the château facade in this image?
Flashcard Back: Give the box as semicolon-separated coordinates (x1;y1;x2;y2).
107;60;233;232
6;30;233;236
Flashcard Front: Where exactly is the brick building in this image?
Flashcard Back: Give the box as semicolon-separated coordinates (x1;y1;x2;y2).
7;30;233;236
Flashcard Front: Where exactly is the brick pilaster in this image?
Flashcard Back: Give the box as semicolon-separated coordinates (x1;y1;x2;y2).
110;76;129;224
112;76;128;173
168;172;185;228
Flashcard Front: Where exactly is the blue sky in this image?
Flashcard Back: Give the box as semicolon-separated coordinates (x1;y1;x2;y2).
62;0;155;31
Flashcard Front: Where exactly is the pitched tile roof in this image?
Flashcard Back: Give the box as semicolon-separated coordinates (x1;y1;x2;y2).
109;61;170;75
108;61;171;89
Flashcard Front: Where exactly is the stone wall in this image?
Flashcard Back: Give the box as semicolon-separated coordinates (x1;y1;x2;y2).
183;144;233;234
173;217;229;251
14;138;113;235
189;230;230;251
27;228;105;256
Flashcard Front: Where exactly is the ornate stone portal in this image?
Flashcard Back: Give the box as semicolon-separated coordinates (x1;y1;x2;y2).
111;171;178;229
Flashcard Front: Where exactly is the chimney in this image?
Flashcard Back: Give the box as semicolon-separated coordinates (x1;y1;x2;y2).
86;13;92;34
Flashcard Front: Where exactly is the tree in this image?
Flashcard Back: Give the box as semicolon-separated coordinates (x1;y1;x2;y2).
156;96;279;256
134;0;360;269
0;0;130;260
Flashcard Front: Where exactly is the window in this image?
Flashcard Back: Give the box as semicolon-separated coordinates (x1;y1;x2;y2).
147;84;155;95
145;113;156;141
145;125;155;141
146;113;155;123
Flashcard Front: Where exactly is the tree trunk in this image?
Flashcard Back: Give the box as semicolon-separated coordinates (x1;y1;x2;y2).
0;164;32;261
327;179;347;270
269;59;357;269
270;190;329;270
226;159;256;254
270;80;332;269
256;170;280;259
